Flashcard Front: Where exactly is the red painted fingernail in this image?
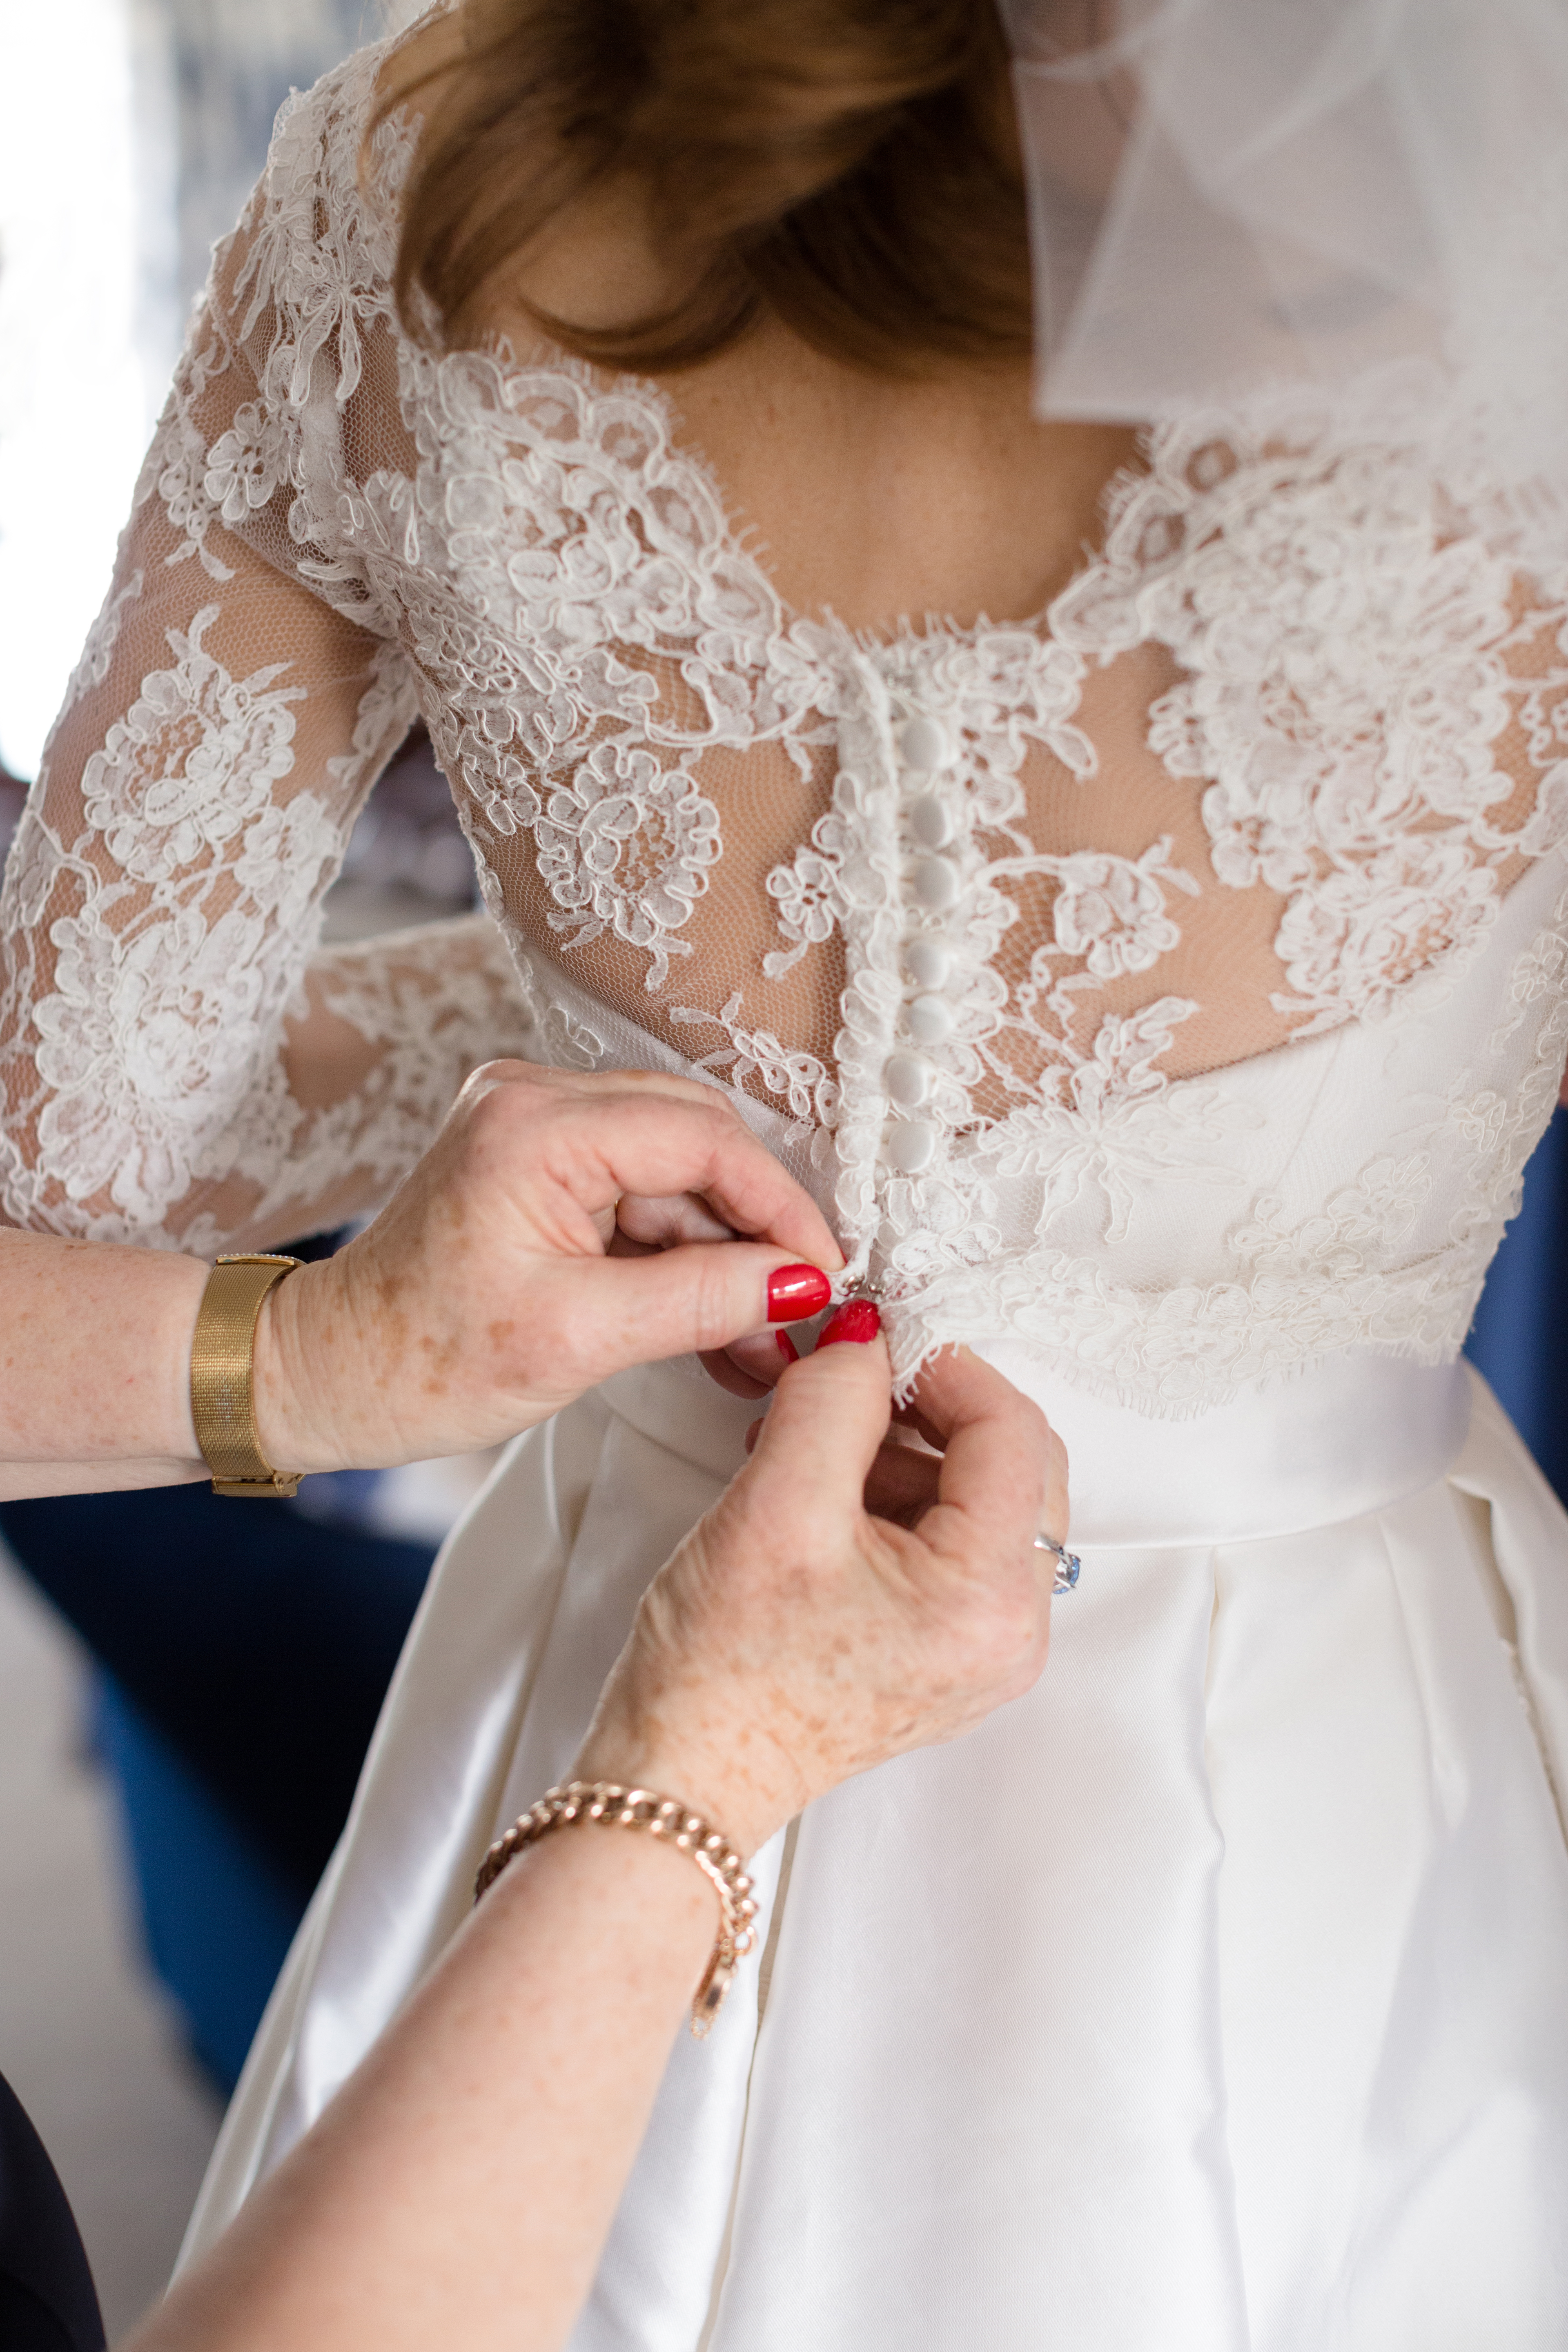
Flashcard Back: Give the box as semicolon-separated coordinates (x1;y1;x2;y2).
816;1299;881;1348
776;1329;800;1363
766;1264;833;1323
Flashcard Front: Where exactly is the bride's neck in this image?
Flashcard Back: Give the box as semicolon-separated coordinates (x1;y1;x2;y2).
478;196;1134;633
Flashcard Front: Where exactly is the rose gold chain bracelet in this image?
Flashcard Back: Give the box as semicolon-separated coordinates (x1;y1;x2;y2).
474;1780;759;2038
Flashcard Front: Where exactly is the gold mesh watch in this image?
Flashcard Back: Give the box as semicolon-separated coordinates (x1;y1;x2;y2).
189;1254;305;1497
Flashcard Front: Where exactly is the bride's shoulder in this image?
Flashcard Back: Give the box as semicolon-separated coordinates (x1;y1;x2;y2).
212;13;452;350
229;6;586;363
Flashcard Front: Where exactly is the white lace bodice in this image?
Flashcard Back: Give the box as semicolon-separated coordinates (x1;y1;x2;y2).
5;33;1568;1409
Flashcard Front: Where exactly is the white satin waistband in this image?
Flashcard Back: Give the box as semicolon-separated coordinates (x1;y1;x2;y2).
601;1347;1474;1555
599;1359;763;1482
982;1342;1474;1549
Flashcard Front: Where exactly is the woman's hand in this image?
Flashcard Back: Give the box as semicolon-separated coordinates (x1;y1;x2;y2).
253;1060;842;1474
122;1311;1067;2352
575;1309;1068;1856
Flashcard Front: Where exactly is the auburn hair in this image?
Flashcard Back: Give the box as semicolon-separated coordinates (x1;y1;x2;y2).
382;0;1033;374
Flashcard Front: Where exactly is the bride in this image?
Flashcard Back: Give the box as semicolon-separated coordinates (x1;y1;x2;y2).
6;0;1568;2340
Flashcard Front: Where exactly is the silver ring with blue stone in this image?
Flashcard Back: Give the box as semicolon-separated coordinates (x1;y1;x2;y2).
1034;1535;1081;1595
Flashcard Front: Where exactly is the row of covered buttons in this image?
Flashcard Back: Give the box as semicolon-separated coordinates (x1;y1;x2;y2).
886;711;960;1174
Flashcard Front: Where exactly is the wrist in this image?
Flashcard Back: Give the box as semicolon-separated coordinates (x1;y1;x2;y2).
481;1811;718;1950
162;1253;216;1465
250;1260;359;1477
572;1714;800;1862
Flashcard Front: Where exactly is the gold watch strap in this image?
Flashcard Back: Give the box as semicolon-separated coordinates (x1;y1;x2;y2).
190;1255;304;1497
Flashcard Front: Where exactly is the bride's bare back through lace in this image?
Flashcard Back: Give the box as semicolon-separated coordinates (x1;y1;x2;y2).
5;31;1568;1407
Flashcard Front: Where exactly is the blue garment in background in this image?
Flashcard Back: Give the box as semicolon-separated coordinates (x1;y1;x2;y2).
0;1484;433;1906
92;1677;305;2091
1464;1104;1568;1505
0;1483;434;2089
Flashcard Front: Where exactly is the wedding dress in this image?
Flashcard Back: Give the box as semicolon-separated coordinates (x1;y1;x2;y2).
6;18;1568;2347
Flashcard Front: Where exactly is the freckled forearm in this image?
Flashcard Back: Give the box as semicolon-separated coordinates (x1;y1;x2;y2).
129;1831;716;2352
0;1229;209;1483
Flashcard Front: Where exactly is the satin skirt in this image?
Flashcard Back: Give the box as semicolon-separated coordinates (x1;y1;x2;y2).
182;1350;1568;2349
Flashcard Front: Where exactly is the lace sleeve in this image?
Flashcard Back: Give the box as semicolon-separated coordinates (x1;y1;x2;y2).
0;76;535;1250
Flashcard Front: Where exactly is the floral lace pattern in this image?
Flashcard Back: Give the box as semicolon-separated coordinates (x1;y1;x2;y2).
4;33;1568;1407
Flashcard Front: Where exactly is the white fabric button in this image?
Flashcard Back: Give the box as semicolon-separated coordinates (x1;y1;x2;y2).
899;714;952;773
886;1052;933;1108
905;937;951;989
885;1120;938;1174
913;855;960;913
909;793;953;849
908;993;955;1045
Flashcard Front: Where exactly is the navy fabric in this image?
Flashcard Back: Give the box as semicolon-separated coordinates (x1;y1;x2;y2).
0;1483;433;2089
92;1675;305;2090
0;2073;103;2352
1463;1103;1568;1506
0;1483;433;1905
